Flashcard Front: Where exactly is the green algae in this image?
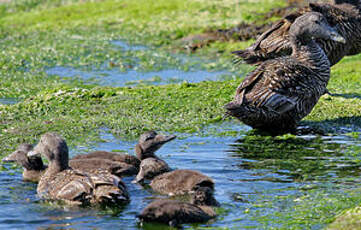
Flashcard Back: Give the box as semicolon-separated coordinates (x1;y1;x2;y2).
0;0;360;229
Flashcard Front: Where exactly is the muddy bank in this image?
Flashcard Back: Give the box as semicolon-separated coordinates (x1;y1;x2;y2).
180;0;331;51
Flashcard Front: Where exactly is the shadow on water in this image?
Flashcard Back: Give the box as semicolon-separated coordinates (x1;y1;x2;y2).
302;116;361;134
228;132;361;184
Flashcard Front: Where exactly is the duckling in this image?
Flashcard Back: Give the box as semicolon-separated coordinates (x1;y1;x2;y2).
137;186;218;227
72;150;140;170
28;132;129;207
225;12;346;133
150;169;215;196
3;144;137;182
233;1;361;66
2;144;45;183
133;131;176;183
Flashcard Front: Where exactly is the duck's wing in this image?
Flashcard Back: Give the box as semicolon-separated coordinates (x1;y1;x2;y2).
232;11;303;65
236;59;321;114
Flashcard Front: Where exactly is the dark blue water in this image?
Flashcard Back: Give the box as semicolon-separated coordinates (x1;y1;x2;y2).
1;121;360;229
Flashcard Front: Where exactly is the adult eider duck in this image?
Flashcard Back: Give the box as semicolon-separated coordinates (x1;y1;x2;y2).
225;12;346;133
137;186;218;227
28;132;129;207
233;1;361;66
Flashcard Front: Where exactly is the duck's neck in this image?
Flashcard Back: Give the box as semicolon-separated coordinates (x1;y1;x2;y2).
135;143;156;160
44;150;69;176
290;36;330;82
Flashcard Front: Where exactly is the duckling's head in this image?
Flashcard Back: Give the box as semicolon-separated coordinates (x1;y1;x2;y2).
28;133;69;170
190;186;219;207
135;131;176;160
3;144;44;170
289;12;346;44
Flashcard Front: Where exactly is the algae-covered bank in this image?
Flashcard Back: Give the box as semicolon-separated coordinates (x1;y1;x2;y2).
0;0;360;229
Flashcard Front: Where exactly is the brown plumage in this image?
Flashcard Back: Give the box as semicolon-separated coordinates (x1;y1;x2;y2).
225;12;346;133
69;158;137;177
150;169;214;196
28;133;129;207
137;187;218;227
233;1;361;66
72;150;140;170
3;144;137;182
2;144;45;183
132;131;176;183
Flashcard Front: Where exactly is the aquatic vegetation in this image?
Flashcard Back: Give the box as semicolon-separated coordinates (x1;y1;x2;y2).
0;0;360;228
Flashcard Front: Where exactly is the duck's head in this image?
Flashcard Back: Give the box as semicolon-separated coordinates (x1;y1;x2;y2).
3;144;44;170
28;132;69;171
190;186;219;207
289;12;346;44
135;131;176;160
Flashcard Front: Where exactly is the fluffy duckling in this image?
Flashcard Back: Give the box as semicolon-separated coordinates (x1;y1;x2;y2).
150;169;215;196
137;186;218;227
133;131;176;183
28;132;129;207
3;144;45;183
225;12;346;133
72;150;140;170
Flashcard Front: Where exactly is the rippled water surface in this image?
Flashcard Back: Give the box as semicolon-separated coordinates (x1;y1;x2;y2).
1;123;360;229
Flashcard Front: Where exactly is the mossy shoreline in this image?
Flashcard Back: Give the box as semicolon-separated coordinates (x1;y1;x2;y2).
0;0;360;228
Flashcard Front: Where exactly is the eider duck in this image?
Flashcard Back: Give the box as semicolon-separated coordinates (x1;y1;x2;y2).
225;12;346;133
137;187;218;227
150;169;215;197
233;1;361;66
28;132;129;206
72;150;140;170
3;144;45;183
133;131;176;183
3;144;137;182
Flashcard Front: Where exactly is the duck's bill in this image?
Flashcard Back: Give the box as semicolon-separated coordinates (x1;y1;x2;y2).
330;32;346;44
2;151;18;162
157;134;177;144
27;150;40;157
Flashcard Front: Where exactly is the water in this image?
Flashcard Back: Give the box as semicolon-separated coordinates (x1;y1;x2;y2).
0;98;18;105
46;40;232;87
1;123;360;229
111;40;147;51
46;66;229;87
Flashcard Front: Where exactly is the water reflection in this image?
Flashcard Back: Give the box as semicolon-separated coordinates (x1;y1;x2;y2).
228;134;361;184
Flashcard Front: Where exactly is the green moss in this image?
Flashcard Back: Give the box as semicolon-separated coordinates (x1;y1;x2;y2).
0;0;360;228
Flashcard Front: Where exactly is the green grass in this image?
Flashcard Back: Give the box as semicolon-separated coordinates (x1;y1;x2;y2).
0;0;360;228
